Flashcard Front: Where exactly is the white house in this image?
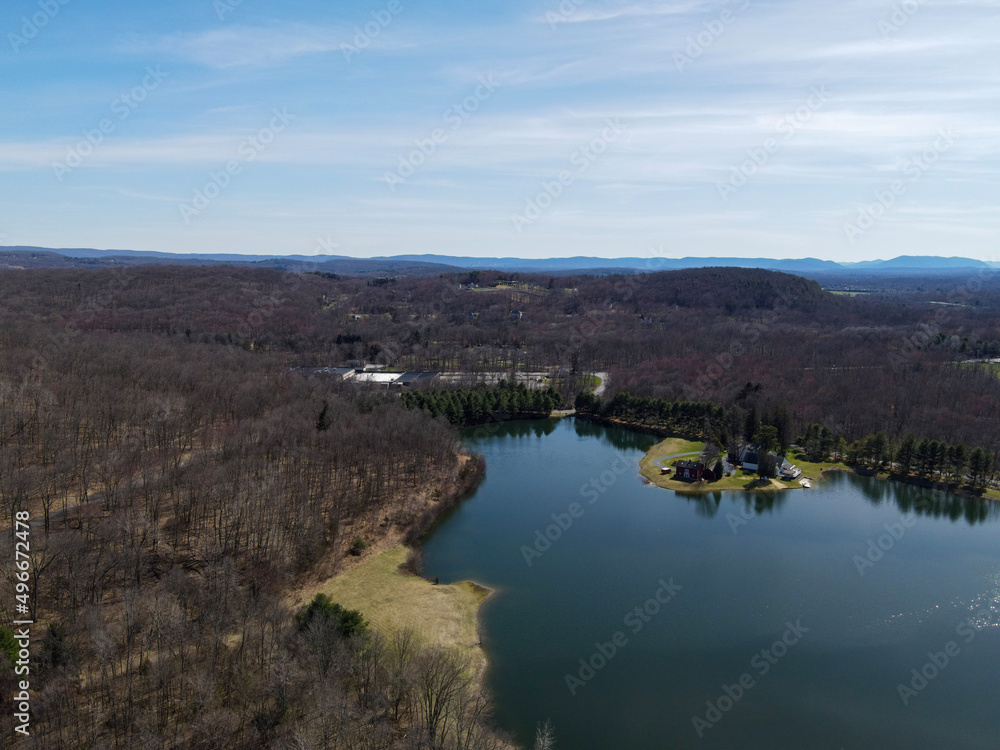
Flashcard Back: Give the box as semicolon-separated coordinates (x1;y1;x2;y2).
740;443;802;479
779;458;802;480
739;445;759;472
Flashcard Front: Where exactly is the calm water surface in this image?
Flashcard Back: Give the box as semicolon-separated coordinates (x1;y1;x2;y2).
422;418;1000;750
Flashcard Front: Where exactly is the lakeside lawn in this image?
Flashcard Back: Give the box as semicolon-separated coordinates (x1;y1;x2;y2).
295;546;491;677
787;451;844;479
640;439;848;493
646;467;791;493
638;436;704;473
639;436;715;491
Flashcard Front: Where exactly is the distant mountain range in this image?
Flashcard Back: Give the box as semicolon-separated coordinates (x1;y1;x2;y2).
0;247;460;276
1;246;997;277
374;253;998;274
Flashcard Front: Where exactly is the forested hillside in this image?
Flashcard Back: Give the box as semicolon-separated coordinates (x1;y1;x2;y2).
2;262;1000;746
0;320;505;748
1;264;997;453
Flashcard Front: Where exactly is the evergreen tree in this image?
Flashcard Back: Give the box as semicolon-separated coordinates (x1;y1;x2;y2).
315;400;332;432
915;439;931;477
895;433;917;476
753;425;780;455
968;447;992;488
744;405;760;443
758;452;778;480
771;404;793;451
947;443;967;481
869;432;890;470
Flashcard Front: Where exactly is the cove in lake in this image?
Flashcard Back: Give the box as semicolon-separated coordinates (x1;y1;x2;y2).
422;418;1000;750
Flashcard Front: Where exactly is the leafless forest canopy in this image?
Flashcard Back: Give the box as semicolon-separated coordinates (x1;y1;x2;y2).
1;263;1000;748
5;263;997;444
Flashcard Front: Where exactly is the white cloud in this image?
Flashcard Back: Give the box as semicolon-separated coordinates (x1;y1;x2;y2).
5;0;1000;260
119;24;347;68
540;0;721;25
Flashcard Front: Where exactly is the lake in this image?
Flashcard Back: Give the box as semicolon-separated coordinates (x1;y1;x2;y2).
422;418;1000;750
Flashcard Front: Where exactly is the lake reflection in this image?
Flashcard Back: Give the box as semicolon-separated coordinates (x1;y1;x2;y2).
423;419;1000;750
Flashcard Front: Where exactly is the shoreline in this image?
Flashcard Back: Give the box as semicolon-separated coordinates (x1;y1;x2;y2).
291;416;996;750
290;449;495;687
576;412;696;439
581;412;1000;501
845;466;1000;504
641;438;999;502
638;435;834;494
465;578;498;687
293;545;496;686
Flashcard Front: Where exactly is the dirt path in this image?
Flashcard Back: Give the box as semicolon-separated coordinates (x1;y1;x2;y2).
593;371;610;397
653;451;702;468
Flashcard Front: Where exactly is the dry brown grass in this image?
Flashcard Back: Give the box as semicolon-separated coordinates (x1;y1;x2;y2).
294;545;491;679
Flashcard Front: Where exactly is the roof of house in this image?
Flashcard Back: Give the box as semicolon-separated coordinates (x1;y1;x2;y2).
352;372;402;383
398;371;440;384
676;460;705;470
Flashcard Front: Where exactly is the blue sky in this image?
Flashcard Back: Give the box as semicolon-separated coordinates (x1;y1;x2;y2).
2;0;999;261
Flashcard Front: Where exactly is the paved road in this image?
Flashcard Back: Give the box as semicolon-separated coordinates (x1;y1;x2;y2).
593;372;609;397
653;451;701;468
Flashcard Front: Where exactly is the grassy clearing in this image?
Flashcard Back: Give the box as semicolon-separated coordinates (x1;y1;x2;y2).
956;361;1000;380
295;546;491;677
638;436;704;472
640;440;844;493
639;437;705;490
787;451;848;481
647;468;787;493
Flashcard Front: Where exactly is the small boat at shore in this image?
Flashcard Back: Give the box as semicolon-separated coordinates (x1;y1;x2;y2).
800;478;811;488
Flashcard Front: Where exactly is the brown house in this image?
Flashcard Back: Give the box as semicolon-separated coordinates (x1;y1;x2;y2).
674;460;707;480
